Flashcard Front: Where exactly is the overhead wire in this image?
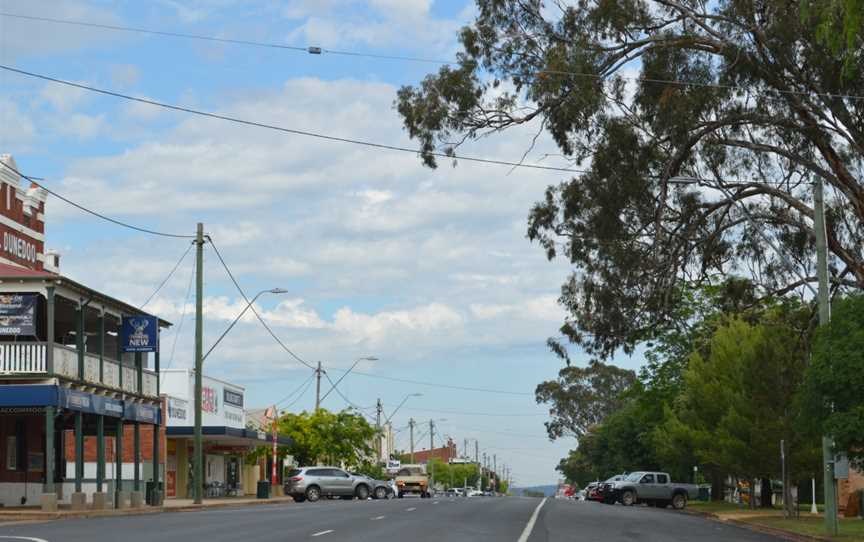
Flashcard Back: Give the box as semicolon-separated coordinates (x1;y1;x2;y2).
276;373;316;408
140;241;194;309
0;65;586;174
205;236;316;370
334;369;533;397
163;252;197;372
400;406;546;418
3;11;863;102
0;159;195;238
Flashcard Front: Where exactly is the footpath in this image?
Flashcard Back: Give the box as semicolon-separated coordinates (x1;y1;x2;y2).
0;496;295;526
687;503;864;542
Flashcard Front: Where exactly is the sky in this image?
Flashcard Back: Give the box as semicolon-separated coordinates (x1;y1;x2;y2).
0;0;645;486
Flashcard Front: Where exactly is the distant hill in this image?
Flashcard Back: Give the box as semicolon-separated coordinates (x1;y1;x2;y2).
512;485;557;497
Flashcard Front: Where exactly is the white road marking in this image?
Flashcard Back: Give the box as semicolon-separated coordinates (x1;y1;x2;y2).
433;501;439;505
405;507;417;511
371;515;386;520
516;498;547;542
0;538;50;542
311;530;334;537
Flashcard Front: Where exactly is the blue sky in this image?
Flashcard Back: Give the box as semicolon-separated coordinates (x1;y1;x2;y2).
0;0;645;486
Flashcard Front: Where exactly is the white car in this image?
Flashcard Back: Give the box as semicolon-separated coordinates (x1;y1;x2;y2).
467;489;484;497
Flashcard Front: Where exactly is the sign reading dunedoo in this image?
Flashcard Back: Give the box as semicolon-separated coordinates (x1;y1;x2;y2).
121;315;159;352
0;294;37;335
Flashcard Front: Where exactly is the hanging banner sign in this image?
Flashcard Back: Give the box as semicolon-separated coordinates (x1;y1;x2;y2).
0;293;37;335
58;388;124;418
121;315;158;352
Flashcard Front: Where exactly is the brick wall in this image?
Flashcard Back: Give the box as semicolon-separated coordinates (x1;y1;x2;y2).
406;441;458;464
64;423;164;463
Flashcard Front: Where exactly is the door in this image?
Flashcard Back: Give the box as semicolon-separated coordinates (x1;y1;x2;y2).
639;473;657;499
654;473;669;499
328;469;354;495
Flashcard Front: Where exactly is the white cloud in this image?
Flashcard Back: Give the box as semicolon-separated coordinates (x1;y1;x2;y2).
110;64;141;88
332;303;464;346
0;99;36;149
470;295;563;322
52;113;106;139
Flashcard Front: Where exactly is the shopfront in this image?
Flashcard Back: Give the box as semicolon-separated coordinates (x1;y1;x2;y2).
162;370;290;498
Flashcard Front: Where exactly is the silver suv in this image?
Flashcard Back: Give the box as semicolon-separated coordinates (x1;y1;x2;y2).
284;467;372;502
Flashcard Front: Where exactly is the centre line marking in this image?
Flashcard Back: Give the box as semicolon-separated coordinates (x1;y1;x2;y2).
406;507;417;511
433;501;439;504
516;498;547;542
311;530;334;537
372;515;386;520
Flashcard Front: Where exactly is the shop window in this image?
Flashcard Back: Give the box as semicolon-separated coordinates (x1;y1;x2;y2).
5;436;16;470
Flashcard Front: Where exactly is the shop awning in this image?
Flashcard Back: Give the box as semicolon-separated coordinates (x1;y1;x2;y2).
166;426;292;447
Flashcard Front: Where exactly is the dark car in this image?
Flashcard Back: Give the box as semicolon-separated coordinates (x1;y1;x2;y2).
350;472;394;500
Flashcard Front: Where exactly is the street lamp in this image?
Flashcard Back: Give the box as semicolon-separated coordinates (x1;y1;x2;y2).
385;393;423;424
202;288;289;361
318;356;378;404
193;287;287;504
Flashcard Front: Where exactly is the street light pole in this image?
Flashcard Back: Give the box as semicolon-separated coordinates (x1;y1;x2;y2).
318;356;378;404
193;281;287;505
385;393;422;424
315;362;322;411
409;418;416;463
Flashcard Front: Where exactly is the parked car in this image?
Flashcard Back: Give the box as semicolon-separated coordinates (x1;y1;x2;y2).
600;471;699;509
584;482;602;502
467;489;484;497
350;472;393;500
284;467;374;502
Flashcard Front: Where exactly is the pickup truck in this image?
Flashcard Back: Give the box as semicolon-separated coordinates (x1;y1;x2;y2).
395;465;430;498
599;471;698;509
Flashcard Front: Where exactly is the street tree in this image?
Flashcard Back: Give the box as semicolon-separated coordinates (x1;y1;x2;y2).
535;361;636;439
276;408;378;467
396;0;864;362
657;311;819;506
804;294;864;468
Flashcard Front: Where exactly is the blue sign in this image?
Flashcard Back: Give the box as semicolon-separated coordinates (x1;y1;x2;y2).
121;316;158;352
58;388;124;418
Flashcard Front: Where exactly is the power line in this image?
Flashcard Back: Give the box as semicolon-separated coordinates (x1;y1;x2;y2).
275;373;316;408
140;241;194;309
323;372;376;421
206;235;316;370
401;406;546;418
0;159;196;238
0;65;584;174
163;253;197;372
0;11;308;52
334;369;533;397
3;12;862;102
282;378;315;410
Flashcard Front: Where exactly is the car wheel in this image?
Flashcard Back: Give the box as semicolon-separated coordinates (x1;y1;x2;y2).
374;487;387;500
672;493;687;510
621;491;636;506
305;486;321;503
356;485;370;500
292;495;306;503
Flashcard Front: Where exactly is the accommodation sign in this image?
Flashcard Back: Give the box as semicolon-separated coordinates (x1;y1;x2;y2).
121;315;158;352
0;294;37;335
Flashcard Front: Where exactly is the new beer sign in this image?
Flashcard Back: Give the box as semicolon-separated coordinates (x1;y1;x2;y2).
121;315;158;352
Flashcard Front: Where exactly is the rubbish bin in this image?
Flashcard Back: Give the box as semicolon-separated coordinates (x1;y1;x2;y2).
145;481;163;505
257;480;271;499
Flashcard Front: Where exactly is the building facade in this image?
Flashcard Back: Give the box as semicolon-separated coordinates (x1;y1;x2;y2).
162;369;291;498
0;155;166;510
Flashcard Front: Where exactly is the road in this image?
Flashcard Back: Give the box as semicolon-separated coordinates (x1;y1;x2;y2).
0;497;780;542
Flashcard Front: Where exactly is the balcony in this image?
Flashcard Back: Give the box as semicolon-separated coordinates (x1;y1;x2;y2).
0;341;158;398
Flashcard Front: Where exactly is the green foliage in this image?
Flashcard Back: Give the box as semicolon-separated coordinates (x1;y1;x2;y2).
660;309;819;482
535;361;637;439
426;458;481;488
396;0;864;361
804;294;864;468
275;408;378;467
353;461;386;480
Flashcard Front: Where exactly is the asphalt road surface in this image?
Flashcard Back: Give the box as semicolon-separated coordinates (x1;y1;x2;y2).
0;497;781;542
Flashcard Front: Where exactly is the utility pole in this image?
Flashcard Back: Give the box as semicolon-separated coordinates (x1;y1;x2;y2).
193;222;204;505
475;441;480;491
429;419;435;489
814;177;839;535
409;418;416;463
314;361;322;411
464;438;468;459
376;398;383;461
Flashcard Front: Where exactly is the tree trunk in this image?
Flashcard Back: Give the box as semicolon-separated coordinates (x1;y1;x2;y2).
710;469;724;501
760;477;773;508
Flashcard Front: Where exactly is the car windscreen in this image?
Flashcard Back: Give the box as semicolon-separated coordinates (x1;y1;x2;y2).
625;472;644;482
287;469;302;477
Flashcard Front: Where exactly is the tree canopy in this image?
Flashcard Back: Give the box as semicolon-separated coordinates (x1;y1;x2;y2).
276;408;378;467
396;0;864;360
